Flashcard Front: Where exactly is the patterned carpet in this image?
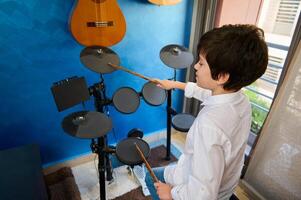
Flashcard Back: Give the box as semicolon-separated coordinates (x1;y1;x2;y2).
44;167;81;200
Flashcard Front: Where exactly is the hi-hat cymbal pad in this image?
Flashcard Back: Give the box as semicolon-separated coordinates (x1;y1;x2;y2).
80;46;120;74
62;111;112;139
160;44;194;69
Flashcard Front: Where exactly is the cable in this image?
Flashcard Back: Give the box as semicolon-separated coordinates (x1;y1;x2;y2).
174;69;177;81
94;154;99;179
99;74;118;142
81;101;86;110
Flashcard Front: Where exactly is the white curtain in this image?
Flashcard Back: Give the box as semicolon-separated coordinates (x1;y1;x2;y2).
243;41;301;199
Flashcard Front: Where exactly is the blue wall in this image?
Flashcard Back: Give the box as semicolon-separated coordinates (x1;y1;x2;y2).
0;0;193;165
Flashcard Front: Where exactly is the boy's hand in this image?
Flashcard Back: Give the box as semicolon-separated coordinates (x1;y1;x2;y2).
154;182;173;200
154;79;176;90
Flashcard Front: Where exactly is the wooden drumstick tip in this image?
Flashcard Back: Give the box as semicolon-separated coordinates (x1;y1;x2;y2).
108;62;117;67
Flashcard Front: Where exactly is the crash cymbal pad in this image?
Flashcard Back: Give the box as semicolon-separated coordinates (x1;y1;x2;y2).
62;111;112;139
160;44;194;69
80;46;120;74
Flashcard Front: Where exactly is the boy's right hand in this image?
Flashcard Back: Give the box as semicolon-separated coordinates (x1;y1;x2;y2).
154;79;176;90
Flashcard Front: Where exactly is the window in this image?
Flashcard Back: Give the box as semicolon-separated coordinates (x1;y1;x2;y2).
243;0;301;134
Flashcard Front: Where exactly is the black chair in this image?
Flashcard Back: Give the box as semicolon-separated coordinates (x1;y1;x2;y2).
0;144;48;200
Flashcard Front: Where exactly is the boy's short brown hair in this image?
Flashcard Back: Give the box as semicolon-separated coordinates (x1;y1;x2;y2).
197;24;268;91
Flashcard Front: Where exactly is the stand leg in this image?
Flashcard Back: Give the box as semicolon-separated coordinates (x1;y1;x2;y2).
104;135;113;182
106;154;113;181
98;137;106;200
166;90;172;160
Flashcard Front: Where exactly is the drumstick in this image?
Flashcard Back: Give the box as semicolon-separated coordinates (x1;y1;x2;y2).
108;63;159;84
135;143;159;183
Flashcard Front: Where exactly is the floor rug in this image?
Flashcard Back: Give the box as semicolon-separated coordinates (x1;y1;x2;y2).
112;145;178;200
44;167;81;200
45;143;180;200
73;144;179;200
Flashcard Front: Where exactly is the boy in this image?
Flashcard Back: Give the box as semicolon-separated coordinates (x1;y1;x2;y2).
146;24;268;200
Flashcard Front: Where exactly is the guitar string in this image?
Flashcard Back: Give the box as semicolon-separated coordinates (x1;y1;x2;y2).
84;1;91;42
99;0;102;27
95;1;112;29
99;0;107;27
94;0;99;26
104;0;108;28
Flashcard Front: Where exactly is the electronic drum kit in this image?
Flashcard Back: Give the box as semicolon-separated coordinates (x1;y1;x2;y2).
51;44;196;200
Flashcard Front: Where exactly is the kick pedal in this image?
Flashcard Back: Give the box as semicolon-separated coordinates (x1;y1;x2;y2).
133;165;150;196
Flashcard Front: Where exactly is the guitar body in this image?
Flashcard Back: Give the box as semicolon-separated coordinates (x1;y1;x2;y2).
69;0;126;47
148;0;182;6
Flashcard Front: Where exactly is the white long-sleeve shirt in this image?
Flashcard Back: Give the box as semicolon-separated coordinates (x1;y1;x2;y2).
164;82;252;200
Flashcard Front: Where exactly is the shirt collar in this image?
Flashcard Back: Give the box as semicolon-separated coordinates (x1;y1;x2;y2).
201;90;242;106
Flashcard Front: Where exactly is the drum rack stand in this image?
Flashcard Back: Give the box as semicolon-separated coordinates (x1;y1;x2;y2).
52;44;194;200
165;89;178;160
89;81;116;200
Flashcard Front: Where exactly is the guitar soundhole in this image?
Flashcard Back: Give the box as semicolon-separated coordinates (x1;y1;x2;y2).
92;0;106;3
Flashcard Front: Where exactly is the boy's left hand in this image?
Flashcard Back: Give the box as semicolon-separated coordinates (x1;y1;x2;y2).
154;182;173;200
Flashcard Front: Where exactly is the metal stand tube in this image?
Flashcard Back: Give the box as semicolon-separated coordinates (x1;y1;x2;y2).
166;89;172;160
97;137;106;200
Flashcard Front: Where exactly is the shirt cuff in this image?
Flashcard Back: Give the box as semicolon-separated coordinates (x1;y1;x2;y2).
184;82;197;98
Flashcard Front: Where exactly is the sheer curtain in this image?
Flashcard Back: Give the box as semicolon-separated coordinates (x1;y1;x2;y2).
243;40;301;199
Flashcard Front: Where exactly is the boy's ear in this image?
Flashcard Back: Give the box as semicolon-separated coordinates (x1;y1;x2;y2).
217;73;230;85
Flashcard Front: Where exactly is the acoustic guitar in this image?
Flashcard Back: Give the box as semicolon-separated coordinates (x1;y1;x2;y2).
69;0;126;47
148;0;182;6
